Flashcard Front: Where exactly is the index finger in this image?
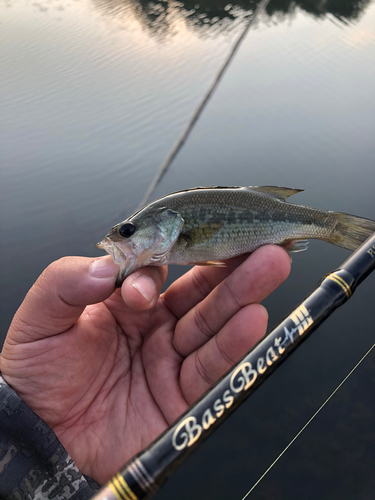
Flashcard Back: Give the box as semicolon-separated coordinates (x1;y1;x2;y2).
121;265;168;311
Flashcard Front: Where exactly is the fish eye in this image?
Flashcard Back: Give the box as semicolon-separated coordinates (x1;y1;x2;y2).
119;222;136;238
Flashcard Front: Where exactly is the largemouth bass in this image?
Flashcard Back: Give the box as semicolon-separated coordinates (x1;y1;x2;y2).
97;186;375;286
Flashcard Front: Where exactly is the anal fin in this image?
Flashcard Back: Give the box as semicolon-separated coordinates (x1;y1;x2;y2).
283;239;309;253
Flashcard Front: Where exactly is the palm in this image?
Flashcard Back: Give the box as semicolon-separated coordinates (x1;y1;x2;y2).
8;292;183;484
1;247;290;485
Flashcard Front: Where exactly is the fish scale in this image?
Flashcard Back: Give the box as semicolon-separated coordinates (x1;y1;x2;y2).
97;186;375;286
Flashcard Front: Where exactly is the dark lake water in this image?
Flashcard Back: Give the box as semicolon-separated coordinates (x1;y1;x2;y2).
1;0;375;498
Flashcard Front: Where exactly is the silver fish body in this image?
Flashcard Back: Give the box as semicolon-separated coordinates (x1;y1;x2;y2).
97;186;375;286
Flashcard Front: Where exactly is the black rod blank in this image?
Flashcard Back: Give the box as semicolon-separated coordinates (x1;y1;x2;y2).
92;232;375;500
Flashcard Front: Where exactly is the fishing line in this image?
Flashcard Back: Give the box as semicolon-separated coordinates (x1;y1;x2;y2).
92;233;375;500
138;0;271;209
241;342;375;500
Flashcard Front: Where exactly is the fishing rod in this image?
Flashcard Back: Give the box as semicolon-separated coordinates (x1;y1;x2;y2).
92;232;375;500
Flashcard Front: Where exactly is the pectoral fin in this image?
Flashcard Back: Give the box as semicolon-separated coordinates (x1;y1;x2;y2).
180;222;222;247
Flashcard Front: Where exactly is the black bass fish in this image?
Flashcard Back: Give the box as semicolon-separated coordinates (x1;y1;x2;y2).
97;186;375;286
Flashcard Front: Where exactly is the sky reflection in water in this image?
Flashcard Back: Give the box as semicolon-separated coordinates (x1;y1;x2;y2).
1;0;375;498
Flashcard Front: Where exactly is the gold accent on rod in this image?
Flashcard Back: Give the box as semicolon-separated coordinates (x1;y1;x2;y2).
117;474;138;500
109;480;126;500
109;474;138;500
326;273;352;298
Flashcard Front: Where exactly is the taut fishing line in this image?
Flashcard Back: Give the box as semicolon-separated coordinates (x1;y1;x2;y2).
241;342;375;500
138;0;271;210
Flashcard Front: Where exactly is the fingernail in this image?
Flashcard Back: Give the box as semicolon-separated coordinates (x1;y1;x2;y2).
131;274;156;303
91;257;119;278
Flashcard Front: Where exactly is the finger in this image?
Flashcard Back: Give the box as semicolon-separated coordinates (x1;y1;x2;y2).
163;254;249;319
121;266;168;311
8;256;118;343
174;246;290;357
180;304;268;404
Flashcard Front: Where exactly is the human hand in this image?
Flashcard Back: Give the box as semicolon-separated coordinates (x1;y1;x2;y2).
0;246;290;484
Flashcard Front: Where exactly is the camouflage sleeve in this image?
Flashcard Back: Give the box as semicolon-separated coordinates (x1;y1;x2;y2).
0;375;100;500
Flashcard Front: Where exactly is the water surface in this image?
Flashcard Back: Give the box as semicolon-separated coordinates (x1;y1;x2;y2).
1;0;375;498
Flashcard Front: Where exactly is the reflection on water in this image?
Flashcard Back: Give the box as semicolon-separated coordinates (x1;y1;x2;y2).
266;0;371;22
1;0;375;498
92;0;253;39
93;0;372;39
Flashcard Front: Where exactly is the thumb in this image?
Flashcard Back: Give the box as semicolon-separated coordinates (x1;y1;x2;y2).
8;256;118;343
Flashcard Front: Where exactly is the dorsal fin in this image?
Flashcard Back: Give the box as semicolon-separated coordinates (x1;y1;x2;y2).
246;186;304;201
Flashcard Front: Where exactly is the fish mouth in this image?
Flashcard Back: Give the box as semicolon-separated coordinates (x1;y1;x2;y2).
97;237;131;287
97;238;126;263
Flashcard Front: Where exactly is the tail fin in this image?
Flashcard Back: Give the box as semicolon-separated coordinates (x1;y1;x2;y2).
331;212;375;251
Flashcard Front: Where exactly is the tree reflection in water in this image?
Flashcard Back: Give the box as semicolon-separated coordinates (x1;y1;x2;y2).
92;0;372;38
